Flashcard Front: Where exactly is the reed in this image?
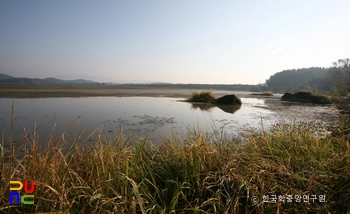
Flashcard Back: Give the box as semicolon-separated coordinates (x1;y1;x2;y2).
187;91;216;103
0;121;349;213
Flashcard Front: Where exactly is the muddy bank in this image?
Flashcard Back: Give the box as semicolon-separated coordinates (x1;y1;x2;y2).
260;99;341;138
0;85;201;98
0;85;282;99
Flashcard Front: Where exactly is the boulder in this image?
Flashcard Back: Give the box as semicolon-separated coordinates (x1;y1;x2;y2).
215;94;242;105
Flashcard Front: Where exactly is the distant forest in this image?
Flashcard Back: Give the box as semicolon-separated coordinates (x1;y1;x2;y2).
264;58;350;95
264;67;328;93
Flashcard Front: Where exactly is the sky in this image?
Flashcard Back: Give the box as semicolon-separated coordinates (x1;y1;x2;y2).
0;0;349;84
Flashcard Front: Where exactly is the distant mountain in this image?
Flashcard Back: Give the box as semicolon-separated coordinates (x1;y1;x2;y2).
42;77;96;84
65;79;97;84
55;74;116;83
0;74;99;85
0;73;14;79
149;82;172;85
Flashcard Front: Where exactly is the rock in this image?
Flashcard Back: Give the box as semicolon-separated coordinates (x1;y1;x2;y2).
215;94;242;105
281;92;293;100
281;91;331;104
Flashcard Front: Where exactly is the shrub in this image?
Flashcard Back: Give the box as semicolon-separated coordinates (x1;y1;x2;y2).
281;91;332;104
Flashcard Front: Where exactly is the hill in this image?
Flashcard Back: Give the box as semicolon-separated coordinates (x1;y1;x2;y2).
0;73;14;79
0;74;98;85
265;67;328;92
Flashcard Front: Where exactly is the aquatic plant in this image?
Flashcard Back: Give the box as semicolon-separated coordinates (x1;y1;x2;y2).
187;91;217;103
0;120;349;213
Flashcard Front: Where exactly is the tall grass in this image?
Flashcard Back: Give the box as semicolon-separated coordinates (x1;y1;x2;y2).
187;91;216;103
0;121;349;213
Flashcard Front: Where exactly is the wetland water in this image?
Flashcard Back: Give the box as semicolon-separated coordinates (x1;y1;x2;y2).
0;92;340;145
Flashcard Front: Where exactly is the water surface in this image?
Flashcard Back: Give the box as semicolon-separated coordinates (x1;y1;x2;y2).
0;94;339;145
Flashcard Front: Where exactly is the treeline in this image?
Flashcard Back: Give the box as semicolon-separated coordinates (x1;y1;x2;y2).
265;58;350;95
327;59;350;95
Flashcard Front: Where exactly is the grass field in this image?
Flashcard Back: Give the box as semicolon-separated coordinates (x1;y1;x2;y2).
1;121;349;213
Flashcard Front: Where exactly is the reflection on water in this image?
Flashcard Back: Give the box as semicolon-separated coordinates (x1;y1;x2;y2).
0;95;339;145
191;103;241;114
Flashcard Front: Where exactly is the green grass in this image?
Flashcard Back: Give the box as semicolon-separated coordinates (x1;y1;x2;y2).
1;122;349;213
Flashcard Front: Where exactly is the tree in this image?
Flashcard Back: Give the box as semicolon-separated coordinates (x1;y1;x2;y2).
327;58;350;96
265;67;328;92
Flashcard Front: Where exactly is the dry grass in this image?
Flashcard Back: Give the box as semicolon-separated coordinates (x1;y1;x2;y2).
187;91;217;103
0;121;349;213
250;91;274;96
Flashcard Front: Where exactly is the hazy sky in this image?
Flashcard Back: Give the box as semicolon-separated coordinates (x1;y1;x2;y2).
0;0;349;84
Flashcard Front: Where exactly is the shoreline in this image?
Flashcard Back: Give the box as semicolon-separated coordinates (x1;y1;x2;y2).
0;85;267;99
0;85;190;98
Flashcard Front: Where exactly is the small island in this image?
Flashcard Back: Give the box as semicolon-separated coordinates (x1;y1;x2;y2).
250;91;274;96
186;91;242;105
281;91;332;104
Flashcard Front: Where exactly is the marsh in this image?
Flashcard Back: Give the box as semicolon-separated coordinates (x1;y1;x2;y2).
0;89;340;146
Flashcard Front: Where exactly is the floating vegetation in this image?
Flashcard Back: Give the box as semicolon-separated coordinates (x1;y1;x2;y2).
250;91;274;96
